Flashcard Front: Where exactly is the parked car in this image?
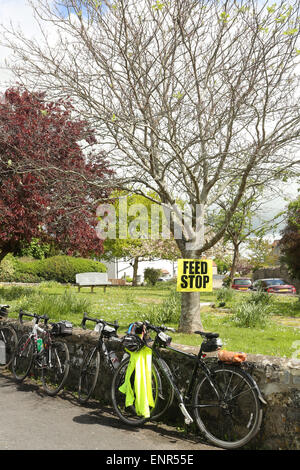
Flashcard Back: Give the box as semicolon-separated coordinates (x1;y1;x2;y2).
252;278;296;295
231;278;252;291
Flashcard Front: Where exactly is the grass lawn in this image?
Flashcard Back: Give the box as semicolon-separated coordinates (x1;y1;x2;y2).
1;282;299;358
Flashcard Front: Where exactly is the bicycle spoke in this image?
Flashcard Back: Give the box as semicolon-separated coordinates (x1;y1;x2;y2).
193;366;262;449
42;341;70;396
12;334;34;381
78;348;100;404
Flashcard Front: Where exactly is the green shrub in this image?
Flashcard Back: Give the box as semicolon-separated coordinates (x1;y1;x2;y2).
216;287;235;304
142;290;181;325
247;290;274;306
230;291;273;328
34;290;92;318
0;285;38;301
0;254;19;281
14;272;44;283
231;301;271;328
144;268;162;286
18;255;106;283
19;238;51;260
221;275;231;287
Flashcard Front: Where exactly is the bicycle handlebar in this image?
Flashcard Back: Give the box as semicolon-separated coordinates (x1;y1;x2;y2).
144;320;176;334
81;312;119;331
19;309;49;326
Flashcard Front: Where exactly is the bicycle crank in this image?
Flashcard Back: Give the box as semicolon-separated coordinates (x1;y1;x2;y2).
179;403;193;425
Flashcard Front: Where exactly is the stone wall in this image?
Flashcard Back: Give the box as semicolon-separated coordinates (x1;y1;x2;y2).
9;320;300;450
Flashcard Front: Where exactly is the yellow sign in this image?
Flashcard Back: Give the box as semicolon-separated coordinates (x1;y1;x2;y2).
177;259;213;292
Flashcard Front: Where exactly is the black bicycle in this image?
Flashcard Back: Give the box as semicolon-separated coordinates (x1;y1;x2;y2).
12;310;71;396
78;313;121;404
111;321;266;450
0;305;18;370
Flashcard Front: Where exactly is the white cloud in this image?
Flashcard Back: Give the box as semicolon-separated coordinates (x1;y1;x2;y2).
0;0;39;89
0;0;60;91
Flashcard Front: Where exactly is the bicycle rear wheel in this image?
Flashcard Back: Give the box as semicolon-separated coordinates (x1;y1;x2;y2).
0;324;18;370
12;333;34;382
41;340;70;396
193;364;263;449
111;356;161;426
78;347;100;404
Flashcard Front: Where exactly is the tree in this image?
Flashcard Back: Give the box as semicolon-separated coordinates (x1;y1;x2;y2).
214;187;283;282
3;0;300;331
247;237;279;271
144;267;162;286
0;87;112;261
279;195;300;279
100;191;180;285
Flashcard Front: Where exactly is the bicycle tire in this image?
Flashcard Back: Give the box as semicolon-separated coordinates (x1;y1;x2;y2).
150;357;174;421
192;364;263;449
111;355;162;426
78;347;100;404
41;340;70;396
0;324;18;370
12;333;34;382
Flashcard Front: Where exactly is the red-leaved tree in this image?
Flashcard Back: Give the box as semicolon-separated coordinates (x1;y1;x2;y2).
0;87;113;261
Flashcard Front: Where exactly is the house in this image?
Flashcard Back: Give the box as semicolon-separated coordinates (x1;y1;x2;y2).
101;257;217;284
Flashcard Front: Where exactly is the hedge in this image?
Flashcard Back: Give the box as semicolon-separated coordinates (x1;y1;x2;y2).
0;255;106;284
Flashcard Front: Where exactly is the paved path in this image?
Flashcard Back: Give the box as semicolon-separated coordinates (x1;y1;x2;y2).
0;373;220;452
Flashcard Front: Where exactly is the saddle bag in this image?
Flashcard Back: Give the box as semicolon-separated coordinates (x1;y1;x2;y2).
103;324;118;338
51;320;73;337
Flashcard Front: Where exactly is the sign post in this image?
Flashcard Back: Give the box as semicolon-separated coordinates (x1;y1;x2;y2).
176;259;213;292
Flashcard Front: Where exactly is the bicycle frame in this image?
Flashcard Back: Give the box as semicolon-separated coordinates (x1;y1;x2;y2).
150;334;266;425
18;311;58;368
81;313;121;373
150;340;210;424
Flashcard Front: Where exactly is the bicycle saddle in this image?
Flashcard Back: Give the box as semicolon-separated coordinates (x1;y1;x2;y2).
194;331;219;339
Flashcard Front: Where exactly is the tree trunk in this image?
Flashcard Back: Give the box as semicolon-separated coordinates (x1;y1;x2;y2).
132;256;139;286
178;248;204;333
0;249;10;264
179;291;203;333
176;204;206;334
229;243;240;283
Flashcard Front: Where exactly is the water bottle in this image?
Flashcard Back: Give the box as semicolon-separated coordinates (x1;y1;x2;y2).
0;340;6;365
109;351;119;369
37;338;44;353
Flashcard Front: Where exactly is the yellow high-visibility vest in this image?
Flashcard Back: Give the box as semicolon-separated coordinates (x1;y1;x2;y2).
119;346;154;418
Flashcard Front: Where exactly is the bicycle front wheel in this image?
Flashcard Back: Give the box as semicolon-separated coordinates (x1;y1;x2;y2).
111;356;161;426
193;365;263;449
78;347;100;404
41;340;70;396
150;357;174;421
0;324;18;370
12;334;34;382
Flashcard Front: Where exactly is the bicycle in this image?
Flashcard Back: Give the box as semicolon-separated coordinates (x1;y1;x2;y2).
0;305;18;370
78;313;122;404
12;310;71;396
111;321;267;450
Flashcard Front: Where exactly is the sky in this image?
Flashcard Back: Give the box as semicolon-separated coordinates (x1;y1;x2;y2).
0;0;37;89
0;0;298;236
